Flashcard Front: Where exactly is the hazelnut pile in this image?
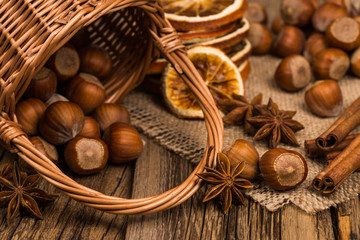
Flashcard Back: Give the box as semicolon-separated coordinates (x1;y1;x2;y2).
247;0;360;118
16;38;143;176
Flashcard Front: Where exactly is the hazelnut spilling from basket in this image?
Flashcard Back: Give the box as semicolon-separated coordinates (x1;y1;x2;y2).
1;40;144;221
17;43;144;174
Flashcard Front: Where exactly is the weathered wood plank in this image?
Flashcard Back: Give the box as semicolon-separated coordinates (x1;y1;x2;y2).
281;204;335;240
0;145;133;240
334;198;360;240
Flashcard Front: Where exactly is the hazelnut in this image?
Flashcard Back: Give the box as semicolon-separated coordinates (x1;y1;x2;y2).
45;93;69;107
312;3;348;32
19;136;59;173
281;0;315;27
39;101;85;145
26;67;57;101
354;16;360;24
260;148;308;191
247;23;272;55
309;0;320;8
244;2;267;24
274;54;312;92
103;122;143;164
312;48;350;80
305;80;343;117
47;44;80;82
65;73;106;114
273;25;305;57
79;46;112;79
15;98;46;136
350;46;360;76
303;32;328;62
64;136;108;175
326;0;349;9
271;15;285;34
325;17;360;51
78;117;101;138
223;139;259;180
92;103;130;132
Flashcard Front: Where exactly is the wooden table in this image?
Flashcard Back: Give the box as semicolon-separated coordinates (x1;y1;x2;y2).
0;136;359;240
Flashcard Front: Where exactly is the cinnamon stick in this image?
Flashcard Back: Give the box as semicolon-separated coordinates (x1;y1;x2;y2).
316;96;360;150
313;135;360;194
305;134;358;158
325;151;342;161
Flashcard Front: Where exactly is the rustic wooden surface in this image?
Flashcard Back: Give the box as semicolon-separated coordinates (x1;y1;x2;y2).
0;136;359;240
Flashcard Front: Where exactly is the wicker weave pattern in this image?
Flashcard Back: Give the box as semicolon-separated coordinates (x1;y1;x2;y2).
0;0;224;214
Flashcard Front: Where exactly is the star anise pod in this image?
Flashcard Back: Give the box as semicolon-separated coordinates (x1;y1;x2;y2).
0;164;13;190
247;98;304;148
196;153;252;214
217;93;263;134
0;162;57;222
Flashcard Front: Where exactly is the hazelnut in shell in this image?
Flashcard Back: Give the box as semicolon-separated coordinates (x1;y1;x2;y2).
273;25;305;57
223;139;259;180
39;101;85;145
64;136;108;175
247;23;272;55
325;17;360;51
79;46;112;79
326;0;350;9
274;54;312;92
48;44;80;82
15;98;46;136
312;3;348;32
271;15;285;35
305;80;343;117
45;93;69;107
92;103;130;132
78;117;101;138
260;148;308;191
309;0;320;8
65;73;106;114
281;0;315;27
26;67;57;101
350;47;360;76
103;122;143;164
312;48;350;80
354;16;360;24
303;32;328;62
244;2;267;24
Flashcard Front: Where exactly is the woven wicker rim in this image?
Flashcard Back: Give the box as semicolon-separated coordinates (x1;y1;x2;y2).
0;0;224;215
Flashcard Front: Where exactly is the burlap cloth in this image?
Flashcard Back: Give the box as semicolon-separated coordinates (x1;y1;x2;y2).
122;0;360;214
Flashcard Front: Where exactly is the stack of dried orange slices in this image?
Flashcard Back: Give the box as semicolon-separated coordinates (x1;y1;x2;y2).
147;0;252;81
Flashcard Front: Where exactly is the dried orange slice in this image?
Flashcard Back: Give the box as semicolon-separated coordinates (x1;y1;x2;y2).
162;46;244;118
185;18;249;48
162;0;248;31
229;38;252;66
178;21;237;41
238;59;251;81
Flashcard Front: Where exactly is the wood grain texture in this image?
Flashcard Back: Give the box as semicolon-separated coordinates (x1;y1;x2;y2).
0;137;354;239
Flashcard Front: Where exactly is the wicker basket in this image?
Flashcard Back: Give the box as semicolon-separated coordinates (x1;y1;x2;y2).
0;0;224;214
